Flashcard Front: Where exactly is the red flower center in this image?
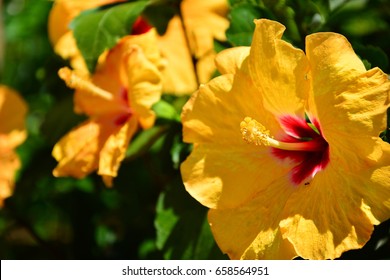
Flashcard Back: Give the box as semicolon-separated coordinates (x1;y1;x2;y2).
271;115;329;185
114;87;133;126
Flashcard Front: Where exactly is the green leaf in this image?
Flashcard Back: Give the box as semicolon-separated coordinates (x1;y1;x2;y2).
95;225;118;247
311;0;330;19
152;99;180;121
143;1;178;35
155;179;227;259
341;13;388;37
229;0;258;7
70;1;149;73
125;125;169;161
170;134;190;169
226;3;263;46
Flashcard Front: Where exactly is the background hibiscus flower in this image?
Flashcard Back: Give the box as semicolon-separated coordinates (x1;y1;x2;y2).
48;0;229;95
53;32;162;187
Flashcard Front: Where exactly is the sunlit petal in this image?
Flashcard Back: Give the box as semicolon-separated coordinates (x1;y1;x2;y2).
208;177;297;259
52;120;108;179
0;86;28;148
181;143;290;210
249;19;310;117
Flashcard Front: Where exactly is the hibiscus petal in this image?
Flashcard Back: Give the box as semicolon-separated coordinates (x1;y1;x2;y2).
208;177;297;259
249;19;310;118
181;143;291;209
158;16;198;95
214;47;250;75
182;74;235;144
0;150;20;207
126;45;162;129
181;0;228;58
280;164;376;260
0;86;28;149
353;146;390;223
54;32;88;74
158;0;228;95
52;120;109;178
306;32;390;167
48;0;86;47
120;30;163;69
92;31;162;96
196;52;217;85
98;117;138;187
181;0;228;84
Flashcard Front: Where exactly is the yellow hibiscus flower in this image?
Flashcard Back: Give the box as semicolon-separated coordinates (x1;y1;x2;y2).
52;31;162;187
48;0;229;94
181;19;390;259
0;86;28;207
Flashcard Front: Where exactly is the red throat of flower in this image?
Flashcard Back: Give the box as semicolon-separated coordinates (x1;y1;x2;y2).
240;115;329;185
114;87;133;126
131;17;152;35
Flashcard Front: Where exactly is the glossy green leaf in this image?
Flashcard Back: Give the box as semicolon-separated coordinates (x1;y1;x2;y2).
226;3;263;46
152;99;180;121
70;1;149;73
155;179;226;260
143;0;177;35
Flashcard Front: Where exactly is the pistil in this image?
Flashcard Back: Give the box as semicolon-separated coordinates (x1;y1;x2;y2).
58;67;113;101
240;117;325;152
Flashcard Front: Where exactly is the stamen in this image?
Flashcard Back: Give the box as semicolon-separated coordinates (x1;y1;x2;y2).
58;67;113;101
240;117;325;152
240;117;271;146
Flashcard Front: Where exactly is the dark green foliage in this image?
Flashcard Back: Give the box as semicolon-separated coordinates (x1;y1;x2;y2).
155;178;227;260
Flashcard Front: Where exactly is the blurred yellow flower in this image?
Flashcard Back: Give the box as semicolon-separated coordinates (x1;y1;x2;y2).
181;19;390;259
52;31;162;187
48;0;229;94
48;0;125;74
0;86;28;207
158;0;229;94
